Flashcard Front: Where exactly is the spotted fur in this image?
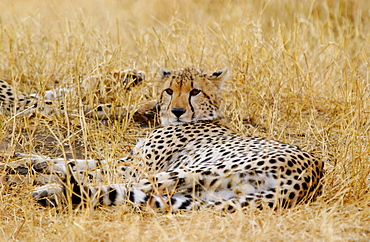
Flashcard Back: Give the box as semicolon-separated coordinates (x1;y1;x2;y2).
5;67;324;212
0;70;145;118
0;79;40;115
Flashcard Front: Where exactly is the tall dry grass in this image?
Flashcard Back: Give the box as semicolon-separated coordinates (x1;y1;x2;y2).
0;0;369;241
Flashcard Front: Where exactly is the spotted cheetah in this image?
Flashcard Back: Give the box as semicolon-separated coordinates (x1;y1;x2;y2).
0;70;146;119
4;67;324;212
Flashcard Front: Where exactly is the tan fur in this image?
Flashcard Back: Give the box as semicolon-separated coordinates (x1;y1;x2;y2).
158;67;229;126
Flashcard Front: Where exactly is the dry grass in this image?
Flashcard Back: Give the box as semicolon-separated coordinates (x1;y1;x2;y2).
0;0;369;241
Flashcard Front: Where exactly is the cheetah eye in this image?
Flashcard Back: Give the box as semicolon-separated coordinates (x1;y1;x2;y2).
190;89;201;96
165;88;173;95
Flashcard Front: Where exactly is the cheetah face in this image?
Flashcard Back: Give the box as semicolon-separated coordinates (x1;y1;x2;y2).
158;67;229;126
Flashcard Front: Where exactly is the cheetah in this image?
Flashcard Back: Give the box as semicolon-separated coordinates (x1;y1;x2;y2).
4;67;324;212
0;70;146;119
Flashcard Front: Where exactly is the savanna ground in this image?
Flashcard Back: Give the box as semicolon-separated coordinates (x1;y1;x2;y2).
0;0;369;241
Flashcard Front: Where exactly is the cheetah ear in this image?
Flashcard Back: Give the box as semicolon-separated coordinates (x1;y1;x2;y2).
159;68;171;79
210;67;230;85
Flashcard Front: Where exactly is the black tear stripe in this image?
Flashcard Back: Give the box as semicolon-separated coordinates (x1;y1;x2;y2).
188;80;195;119
159;92;166;110
163;82;173;112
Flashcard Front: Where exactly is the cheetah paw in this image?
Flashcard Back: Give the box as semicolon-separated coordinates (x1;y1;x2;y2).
32;183;64;207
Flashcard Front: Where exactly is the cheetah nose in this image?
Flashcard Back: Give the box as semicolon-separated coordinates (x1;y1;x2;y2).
171;108;186;118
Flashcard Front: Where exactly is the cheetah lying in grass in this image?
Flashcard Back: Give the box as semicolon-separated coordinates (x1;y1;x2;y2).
0;70;151;120
2;67;324;212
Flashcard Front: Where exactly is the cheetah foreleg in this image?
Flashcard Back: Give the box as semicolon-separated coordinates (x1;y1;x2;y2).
32;182;199;212
5;153;114;184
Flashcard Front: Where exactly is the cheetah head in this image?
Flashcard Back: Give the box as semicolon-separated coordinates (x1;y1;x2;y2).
158;67;229;126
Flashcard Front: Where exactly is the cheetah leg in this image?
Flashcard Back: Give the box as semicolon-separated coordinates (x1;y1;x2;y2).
26;159;319;211
30;167;212;210
133;168;272;195
30;168;272;210
84;99;158;122
32;182;199;212
31;167;319;212
3;153;113;185
31;180;278;212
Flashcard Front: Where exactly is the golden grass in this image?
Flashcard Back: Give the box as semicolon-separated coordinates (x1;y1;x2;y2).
0;0;369;240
